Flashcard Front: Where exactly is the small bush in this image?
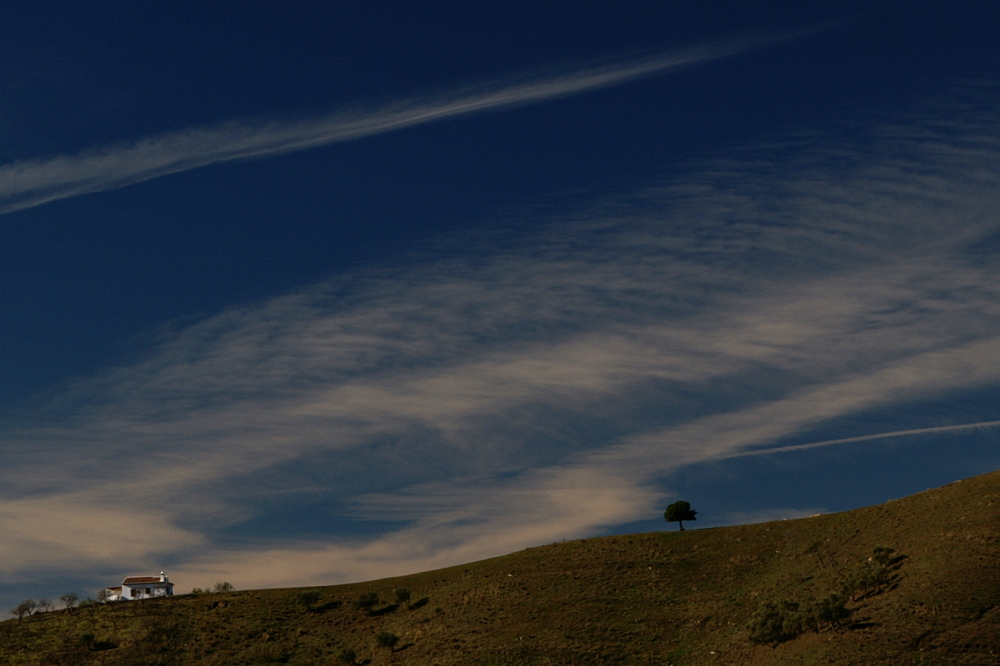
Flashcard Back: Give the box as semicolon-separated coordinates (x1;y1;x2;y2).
395;588;412;607
812;593;850;627
213;581;235;593
376;631;399;650
840;555;893;601
78;598;99;613
871;546;895;565
295;589;321;612
747;600;802;646
337;647;358;664
353;591;380;614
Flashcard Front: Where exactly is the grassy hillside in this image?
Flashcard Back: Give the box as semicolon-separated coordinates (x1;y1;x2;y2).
3;470;999;665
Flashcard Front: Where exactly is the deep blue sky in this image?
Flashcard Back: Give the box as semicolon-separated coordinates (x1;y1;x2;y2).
2;1;1000;608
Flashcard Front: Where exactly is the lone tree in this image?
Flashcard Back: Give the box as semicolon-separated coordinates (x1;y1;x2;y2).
664;500;697;531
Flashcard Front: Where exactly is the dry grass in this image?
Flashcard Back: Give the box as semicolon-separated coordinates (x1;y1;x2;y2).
3;470;999;664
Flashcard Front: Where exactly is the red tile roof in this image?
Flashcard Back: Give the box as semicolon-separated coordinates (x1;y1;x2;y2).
122;576;170;585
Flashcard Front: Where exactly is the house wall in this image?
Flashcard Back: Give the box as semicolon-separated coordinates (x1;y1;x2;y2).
122;583;173;600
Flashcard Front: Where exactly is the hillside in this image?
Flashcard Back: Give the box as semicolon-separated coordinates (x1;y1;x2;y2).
3;470;999;665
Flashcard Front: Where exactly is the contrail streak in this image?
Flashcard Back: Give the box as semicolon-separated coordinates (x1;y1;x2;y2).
0;35;788;217
732;419;1000;459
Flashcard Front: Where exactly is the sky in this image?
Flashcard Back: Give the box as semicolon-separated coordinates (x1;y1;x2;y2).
2;1;1000;608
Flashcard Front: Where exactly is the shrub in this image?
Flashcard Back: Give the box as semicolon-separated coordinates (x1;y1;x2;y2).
78;598;99;613
353;591;380;614
295;589;321;612
213;581;235;593
840;554;893;601
337;647;358;664
812;593;849;627
395;588;412;607
747;600;803;645
376;631;399;651
871;546;895;566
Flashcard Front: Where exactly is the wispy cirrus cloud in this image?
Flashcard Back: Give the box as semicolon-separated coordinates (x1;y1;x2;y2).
0;36;786;217
734;418;1000;459
3;85;1000;601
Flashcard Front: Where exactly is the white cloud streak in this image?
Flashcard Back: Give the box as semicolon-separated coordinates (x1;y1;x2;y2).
731;419;1000;459
0;37;778;217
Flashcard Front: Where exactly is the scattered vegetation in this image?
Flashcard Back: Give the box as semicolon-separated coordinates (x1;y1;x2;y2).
394;587;412;608
748;546;905;645
748;593;850;645
191;582;236;595
11;599;35;621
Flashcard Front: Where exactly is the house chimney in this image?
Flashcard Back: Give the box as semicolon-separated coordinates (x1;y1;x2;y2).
160;571;167;582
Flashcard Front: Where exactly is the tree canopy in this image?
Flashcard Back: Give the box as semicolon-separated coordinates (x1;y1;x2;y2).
664;500;697;531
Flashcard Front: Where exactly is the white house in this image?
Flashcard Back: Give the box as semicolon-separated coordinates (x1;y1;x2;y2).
104;572;174;601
